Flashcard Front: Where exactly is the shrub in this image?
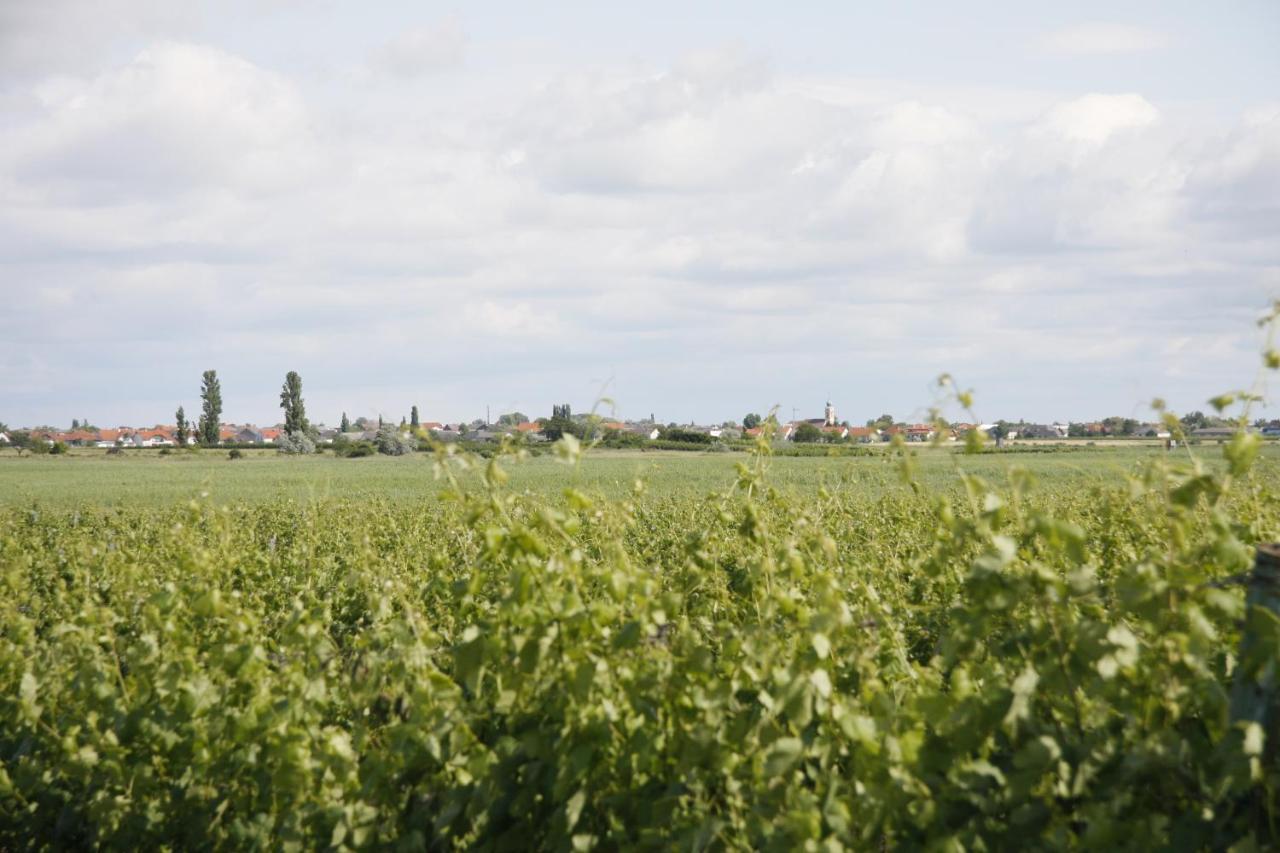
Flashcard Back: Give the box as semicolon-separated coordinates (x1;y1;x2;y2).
375;425;415;456
792;422;823;443
659;428;712;444
276;432;316;455
227;449;243;460
336;441;375;458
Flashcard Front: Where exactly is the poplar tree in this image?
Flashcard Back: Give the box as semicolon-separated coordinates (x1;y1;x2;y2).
279;371;308;436
175;406;188;445
340;412;351;432
411;405;420;430
199;370;222;445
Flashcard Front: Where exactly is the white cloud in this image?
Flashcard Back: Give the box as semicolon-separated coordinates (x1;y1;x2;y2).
368;18;466;78
1042;23;1171;56
3;42;319;203
1;35;1276;425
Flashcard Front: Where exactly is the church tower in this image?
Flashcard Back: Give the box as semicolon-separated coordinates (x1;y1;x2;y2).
824;400;836;427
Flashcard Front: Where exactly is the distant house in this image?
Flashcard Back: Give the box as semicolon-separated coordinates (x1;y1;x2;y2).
95;429;126;447
1016;424;1061;440
627;423;661;440
58;430;100;447
847;426;878;443
234;427;264;444
905;424;934;442
1193;427;1242;439
260;428;282;444
133;428;175;447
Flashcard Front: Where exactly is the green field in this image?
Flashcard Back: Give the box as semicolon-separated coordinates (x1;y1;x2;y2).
2;440;1278;849
0;443;1257;509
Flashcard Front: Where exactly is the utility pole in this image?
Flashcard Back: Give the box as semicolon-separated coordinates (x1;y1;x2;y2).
486;404;490;426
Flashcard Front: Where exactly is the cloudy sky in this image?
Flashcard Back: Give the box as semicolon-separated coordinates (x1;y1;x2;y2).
2;1;1278;428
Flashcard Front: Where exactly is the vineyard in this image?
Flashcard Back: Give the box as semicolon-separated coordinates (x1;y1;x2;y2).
1;435;1278;849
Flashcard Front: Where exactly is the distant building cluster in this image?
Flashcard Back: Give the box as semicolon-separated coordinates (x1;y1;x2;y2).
1;401;1273;450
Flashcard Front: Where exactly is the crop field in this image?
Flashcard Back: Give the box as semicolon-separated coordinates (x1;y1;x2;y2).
0;443;1255;509
2;439;1278;849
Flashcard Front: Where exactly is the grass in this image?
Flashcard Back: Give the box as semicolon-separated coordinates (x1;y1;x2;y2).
1;443;1271;509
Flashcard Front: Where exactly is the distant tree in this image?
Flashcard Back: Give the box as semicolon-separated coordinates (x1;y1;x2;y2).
742;413;762;430
340;412;351;432
793;422;824;443
497;412;529;427
1181;411;1209;431
175;406;189;446
355;416;370;430
277;431;316;455
400;416;407;429
410;405;420;430
198;370;222;445
375;424;415;456
542;404;583;441
71;418;80;430
990;422;1009;447
279;371;309;437
1068;423;1087;438
868;414;895;430
661;428;712;444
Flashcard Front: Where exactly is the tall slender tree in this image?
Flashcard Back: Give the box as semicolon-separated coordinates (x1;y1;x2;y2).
175;406;188;445
340;412;351;432
411;405;420;430
279;371;309;436
198;370;222;445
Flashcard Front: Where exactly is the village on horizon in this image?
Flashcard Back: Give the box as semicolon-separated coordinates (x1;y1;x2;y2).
2;396;1271;450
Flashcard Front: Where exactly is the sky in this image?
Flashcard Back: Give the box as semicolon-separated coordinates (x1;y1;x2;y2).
2;0;1278;428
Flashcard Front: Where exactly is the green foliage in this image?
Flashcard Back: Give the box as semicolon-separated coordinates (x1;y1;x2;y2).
542;405;583;442
743;413;762;430
793;422;823;443
198;370;222;445
279;371;309;438
175;405;188;446
660;427;713;444
227;448;243;460
375;424;415;456
277;431;316;455
0;431;1278;849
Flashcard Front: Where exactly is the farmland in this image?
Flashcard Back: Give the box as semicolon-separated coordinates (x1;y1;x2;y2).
0;443;1252;509
2;440;1278;849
